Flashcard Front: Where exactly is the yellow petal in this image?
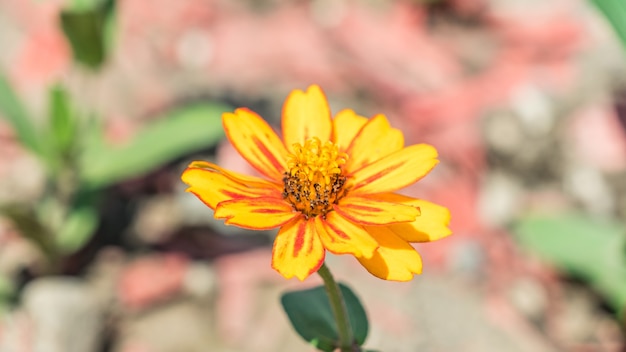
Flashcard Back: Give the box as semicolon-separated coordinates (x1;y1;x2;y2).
214;197;298;230
333;196;420;226
349;144;439;194
332;109;367;152
315;212;378;258
182;162;281;209
272;217;325;280
380;194;452;242
223;108;288;181
282;85;332;152
357;226;423;281
344;114;404;173
187;161;281;188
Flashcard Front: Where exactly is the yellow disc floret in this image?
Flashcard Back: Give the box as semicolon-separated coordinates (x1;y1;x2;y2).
282;138;348;218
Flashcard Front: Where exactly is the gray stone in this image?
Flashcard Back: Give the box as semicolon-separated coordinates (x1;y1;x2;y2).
21;277;104;352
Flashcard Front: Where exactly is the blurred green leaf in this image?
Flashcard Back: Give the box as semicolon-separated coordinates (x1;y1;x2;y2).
0;75;43;155
48;84;77;156
69;0;111;11
514;213;626;314
103;2;117;52
590;0;626;51
0;276;14;296
55;206;98;254
1;205;58;265
60;0;115;69
80;103;229;188
0;275;15;316
281;283;368;351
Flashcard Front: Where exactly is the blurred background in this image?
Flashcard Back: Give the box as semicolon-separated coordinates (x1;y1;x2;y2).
0;0;626;351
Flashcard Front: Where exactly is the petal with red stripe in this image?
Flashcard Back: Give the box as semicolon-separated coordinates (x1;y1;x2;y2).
214;197;298;230
272;217;325;280
315;212;378;258
182;161;281;209
333;196;420;226
349;144;439;194
344;114;404;173
222;108;288;181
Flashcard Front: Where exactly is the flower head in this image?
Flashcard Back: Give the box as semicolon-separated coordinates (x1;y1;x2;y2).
182;85;451;281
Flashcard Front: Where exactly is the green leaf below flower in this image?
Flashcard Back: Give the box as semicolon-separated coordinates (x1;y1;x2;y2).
281;283;368;351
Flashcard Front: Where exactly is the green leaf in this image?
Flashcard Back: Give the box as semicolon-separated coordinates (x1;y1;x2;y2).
55;206;98;254
0;74;43;155
48;84;77;155
103;2;118;52
79;102;229;188
0;277;13;299
0;275;15;315
60;0;115;69
1;205;57;263
590;0;626;52
281;283;369;351
69;0;110;11
514;213;626;314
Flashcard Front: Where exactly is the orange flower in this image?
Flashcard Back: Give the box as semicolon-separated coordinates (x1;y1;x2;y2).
182;85;451;281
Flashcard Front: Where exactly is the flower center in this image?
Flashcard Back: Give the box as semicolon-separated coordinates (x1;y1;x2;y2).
282;137;348;218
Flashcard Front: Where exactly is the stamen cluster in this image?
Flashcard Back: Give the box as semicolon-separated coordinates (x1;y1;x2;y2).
282;138;348;218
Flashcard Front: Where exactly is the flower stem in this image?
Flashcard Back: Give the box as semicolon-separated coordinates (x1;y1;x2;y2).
317;262;357;352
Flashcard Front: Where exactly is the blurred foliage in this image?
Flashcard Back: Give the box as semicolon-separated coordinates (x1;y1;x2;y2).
0;76;44;156
80;103;227;189
514;213;626;318
0;0;228;302
591;0;626;52
0;73;228;264
53;203;99;254
281;283;369;351
61;0;116;69
0;276;14;316
49;85;78;158
515;0;626;324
